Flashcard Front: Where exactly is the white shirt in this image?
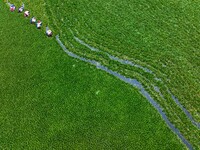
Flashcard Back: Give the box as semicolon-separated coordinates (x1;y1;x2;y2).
46;30;52;35
19;7;23;12
24;11;29;16
37;22;42;28
31;18;36;23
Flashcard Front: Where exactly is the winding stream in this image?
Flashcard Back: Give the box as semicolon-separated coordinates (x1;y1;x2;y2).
74;36;153;74
56;35;193;150
74;35;200;130
168;90;200;129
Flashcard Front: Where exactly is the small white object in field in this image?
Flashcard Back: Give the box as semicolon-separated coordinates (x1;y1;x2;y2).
18;4;24;13
24;11;30;17
18;7;24;13
30;17;36;24
36;21;42;29
46;30;53;37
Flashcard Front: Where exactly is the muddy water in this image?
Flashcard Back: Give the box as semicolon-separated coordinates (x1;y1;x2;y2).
56;35;193;150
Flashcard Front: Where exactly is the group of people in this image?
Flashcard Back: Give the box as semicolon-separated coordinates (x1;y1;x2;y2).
8;3;53;37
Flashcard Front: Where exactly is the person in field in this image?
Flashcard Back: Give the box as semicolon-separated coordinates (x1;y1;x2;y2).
30;17;36;24
46;26;53;37
36;20;42;29
9;4;16;12
18;4;24;13
24;10;30;17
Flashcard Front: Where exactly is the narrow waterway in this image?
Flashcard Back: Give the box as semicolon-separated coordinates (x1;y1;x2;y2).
74;36;153;74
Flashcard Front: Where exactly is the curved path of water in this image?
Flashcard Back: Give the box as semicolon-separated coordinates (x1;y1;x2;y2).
168;90;200;129
74;36;153;74
56;35;193;150
74;35;200;130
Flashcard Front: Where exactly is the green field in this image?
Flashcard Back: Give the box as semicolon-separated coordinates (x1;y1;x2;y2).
47;1;199;149
0;1;186;149
1;0;200;149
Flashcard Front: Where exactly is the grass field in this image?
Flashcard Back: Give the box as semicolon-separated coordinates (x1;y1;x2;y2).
0;1;187;149
43;1;199;149
2;0;200;149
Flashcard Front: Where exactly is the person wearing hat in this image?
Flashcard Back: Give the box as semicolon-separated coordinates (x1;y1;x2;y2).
46;26;53;37
24;11;30;17
30;17;36;24
18;4;24;13
36;20;42;29
10;4;16;12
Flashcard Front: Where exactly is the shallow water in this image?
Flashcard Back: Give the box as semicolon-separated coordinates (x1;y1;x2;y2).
74;36;100;52
73;35;199;131
168;90;200;129
107;54;153;74
74;36;153;74
56;35;193;150
153;85;165;100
